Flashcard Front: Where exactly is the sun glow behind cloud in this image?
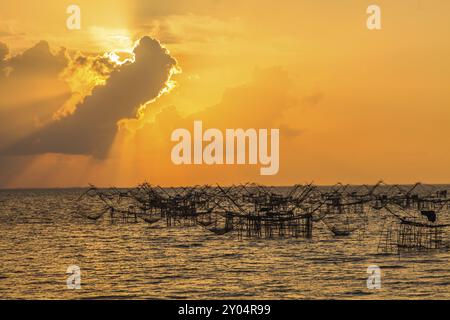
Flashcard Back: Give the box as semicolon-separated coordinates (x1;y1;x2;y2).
89;26;134;53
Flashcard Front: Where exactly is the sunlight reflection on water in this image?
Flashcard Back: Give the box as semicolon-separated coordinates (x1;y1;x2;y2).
0;189;449;299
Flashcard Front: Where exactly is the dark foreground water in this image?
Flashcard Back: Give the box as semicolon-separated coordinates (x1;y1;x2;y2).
0;189;449;299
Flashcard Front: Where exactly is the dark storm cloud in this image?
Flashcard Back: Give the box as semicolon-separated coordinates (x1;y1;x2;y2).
0;41;71;149
4;36;177;158
6;40;67;77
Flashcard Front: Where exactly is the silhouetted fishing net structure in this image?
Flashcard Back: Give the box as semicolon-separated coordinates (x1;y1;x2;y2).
76;183;221;226
317;183;376;236
375;183;450;254
208;183;320;239
75;182;450;253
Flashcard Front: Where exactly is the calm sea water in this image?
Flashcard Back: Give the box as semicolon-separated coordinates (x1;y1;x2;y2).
0;189;449;299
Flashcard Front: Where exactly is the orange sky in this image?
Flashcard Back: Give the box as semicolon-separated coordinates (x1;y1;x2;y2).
0;0;449;188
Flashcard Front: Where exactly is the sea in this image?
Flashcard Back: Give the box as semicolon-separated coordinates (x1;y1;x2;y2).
0;188;449;299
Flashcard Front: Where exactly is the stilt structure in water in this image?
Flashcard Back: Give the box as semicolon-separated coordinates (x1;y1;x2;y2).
74;182;450;254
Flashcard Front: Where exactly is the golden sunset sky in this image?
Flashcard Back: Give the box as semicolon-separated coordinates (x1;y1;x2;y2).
0;0;449;188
